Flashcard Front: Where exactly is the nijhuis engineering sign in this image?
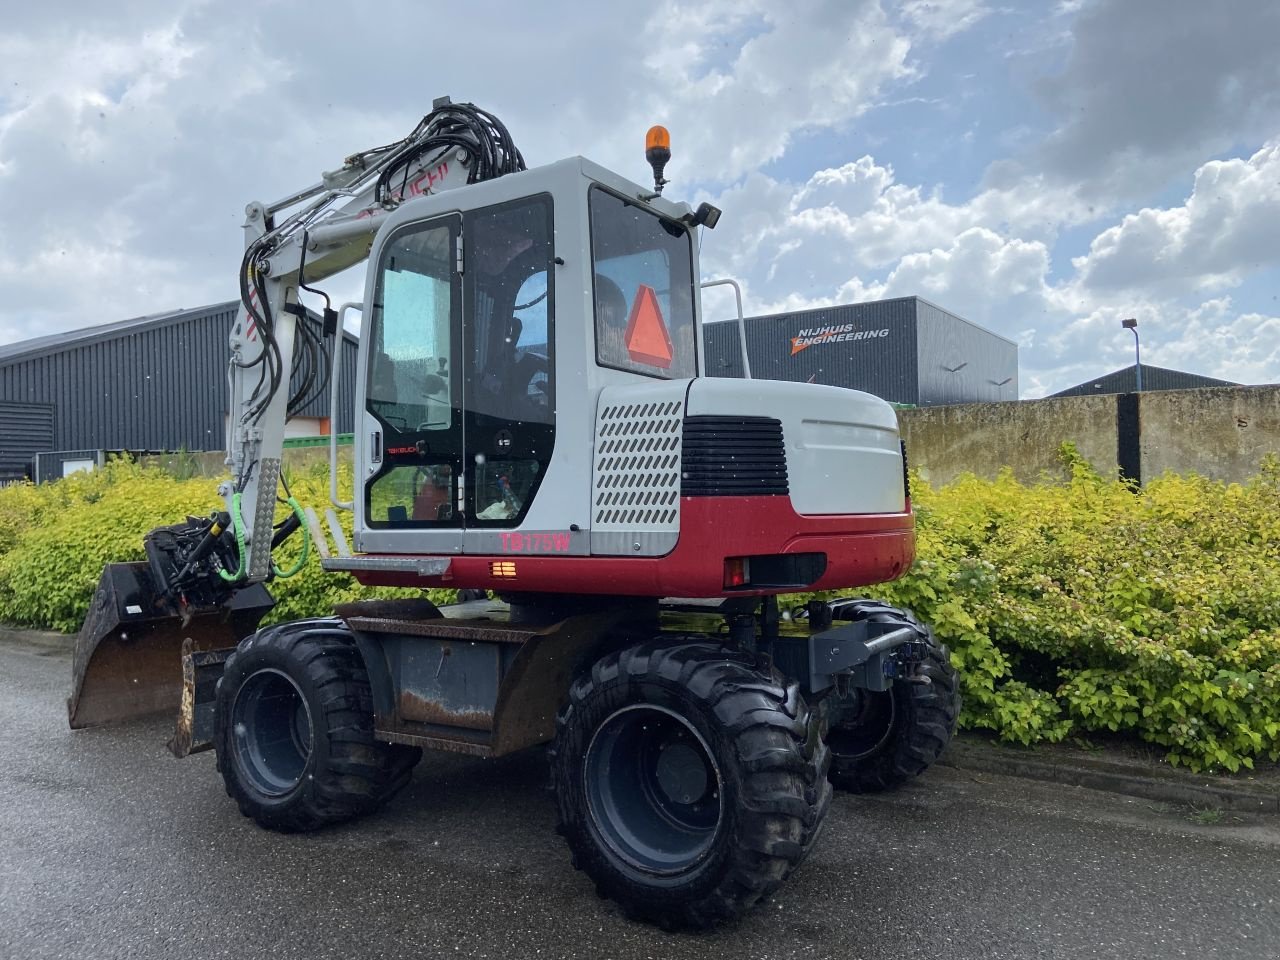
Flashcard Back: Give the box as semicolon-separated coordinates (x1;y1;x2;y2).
789;324;891;355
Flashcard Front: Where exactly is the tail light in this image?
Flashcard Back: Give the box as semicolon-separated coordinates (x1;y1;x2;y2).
723;557;750;588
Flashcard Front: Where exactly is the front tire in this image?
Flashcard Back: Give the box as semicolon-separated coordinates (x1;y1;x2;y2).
550;641;831;930
824;602;960;793
214;619;420;832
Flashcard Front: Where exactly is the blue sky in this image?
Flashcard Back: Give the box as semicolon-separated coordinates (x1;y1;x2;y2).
0;0;1277;396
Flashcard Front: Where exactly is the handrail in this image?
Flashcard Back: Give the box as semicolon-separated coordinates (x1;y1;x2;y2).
330;302;362;510
699;278;752;379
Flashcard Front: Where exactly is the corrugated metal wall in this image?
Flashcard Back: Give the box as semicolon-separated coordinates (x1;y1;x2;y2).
704;297;1018;407
0;303;358;454
914;300;1018;405
704;299;922;404
0;400;54;476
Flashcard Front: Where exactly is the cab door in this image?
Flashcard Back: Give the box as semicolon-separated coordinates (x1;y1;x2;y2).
359;214;464;555
460;195;557;554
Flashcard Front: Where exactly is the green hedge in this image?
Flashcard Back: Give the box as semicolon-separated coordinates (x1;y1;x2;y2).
2;448;1278;772
812;445;1280;773
0;459;447;633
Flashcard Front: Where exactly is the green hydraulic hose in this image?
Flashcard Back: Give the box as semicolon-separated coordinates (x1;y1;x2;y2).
218;492;248;582
271;496;310;579
218;492;311;582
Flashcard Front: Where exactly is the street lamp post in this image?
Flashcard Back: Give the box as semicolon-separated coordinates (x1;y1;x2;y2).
1122;317;1142;391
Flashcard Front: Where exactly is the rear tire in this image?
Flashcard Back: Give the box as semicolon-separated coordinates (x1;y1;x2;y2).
214;618;421;832
550;641;831;930
824;602;960;793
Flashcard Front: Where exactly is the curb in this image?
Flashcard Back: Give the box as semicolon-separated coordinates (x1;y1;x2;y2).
0;626;73;654
940;738;1280;814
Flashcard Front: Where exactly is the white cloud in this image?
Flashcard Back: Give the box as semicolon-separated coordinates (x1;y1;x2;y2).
1142;299;1280;386
698;154;1087;321
1030;0;1280;202
897;0;993;40
0;0;1277;404
635;0;916;182
1072;141;1280;295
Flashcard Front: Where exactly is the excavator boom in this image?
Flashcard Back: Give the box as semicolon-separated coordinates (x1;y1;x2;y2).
68;99;522;730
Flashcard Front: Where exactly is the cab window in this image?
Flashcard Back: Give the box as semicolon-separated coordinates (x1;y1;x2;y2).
589;186;697;379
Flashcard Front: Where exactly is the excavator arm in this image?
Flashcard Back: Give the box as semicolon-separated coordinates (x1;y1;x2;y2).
68;98;525;730
226;98;523;587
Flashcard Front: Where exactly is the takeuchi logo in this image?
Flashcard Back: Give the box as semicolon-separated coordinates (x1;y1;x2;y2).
790;324;890;355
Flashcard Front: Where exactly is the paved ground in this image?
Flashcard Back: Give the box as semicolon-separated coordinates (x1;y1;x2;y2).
3;634;1279;960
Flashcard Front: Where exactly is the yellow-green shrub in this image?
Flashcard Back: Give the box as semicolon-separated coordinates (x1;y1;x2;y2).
0;458;441;632
2;448;1278;772
819;447;1280;772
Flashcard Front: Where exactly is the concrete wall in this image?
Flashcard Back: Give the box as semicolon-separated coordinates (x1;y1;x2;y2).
1140;386;1280;482
899;394;1119;487
134;386;1280;490
899;385;1280;486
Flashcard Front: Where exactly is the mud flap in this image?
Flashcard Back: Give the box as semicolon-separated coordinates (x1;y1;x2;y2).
67;562;272;732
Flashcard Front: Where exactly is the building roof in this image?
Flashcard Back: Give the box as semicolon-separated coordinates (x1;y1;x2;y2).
0;300;357;366
1050;363;1239;397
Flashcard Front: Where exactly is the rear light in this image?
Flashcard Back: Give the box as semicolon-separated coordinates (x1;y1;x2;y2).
723;557;750;588
900;439;911;500
489;561;517;579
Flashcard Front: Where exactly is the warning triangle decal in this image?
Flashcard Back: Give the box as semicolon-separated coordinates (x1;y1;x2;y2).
624;284;674;369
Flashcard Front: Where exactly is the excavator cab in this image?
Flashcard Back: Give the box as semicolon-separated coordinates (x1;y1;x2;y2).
352;158;701;559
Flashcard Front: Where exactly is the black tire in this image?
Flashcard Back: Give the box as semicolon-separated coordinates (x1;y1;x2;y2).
214;618;421;832
824;602;960;793
550;641;831;930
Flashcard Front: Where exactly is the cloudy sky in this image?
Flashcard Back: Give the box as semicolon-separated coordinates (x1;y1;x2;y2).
1;0;1277;396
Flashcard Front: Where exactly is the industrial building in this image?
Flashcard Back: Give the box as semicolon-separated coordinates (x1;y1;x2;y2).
3;294;1013;482
1051;363;1239;397
0;302;357;482
703;296;1017;406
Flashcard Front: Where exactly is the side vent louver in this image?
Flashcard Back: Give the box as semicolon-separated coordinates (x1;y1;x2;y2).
681;416;788;497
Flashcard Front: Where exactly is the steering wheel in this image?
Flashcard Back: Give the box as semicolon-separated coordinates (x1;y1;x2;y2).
516;352;550;406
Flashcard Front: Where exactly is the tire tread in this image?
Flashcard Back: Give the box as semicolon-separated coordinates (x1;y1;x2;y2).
550;641;832;930
215;618;422;832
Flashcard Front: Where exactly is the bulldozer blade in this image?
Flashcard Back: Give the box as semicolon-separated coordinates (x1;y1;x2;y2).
68;562;273;731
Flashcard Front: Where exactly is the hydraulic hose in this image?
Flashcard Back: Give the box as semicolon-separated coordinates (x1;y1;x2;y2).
218;493;249;583
271;496;311;579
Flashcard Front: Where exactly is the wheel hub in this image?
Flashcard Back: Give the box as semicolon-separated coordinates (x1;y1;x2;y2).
827;687;898;761
655;742;709;805
230;668;314;798
583;704;723;875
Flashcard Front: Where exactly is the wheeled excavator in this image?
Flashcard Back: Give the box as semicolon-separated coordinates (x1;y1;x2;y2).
67;99;960;929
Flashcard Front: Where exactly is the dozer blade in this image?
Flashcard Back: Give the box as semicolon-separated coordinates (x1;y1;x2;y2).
68;562;273;731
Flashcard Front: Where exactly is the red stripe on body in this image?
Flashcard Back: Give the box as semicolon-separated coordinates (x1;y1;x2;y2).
349;496;915;598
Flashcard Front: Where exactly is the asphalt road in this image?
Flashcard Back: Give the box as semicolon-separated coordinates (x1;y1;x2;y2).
3;634;1279;960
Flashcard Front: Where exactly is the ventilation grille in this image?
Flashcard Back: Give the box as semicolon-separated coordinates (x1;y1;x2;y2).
593;400;683;529
681;416;788;496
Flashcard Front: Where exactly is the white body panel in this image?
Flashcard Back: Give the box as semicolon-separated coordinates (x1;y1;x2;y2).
590;380;688;556
685;378;904;516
